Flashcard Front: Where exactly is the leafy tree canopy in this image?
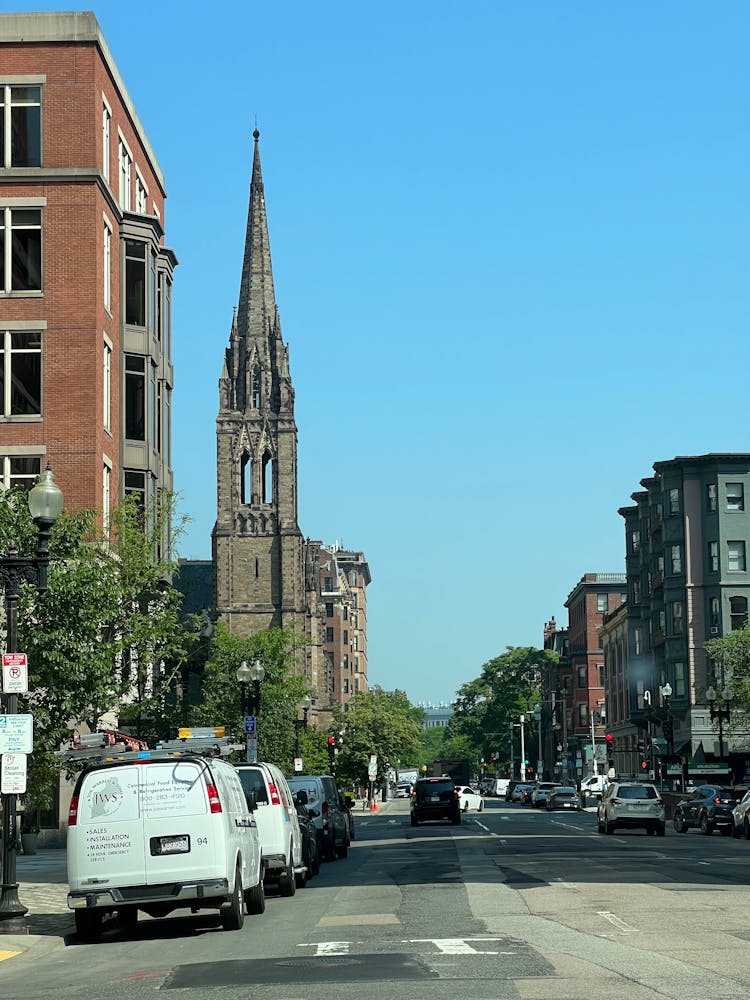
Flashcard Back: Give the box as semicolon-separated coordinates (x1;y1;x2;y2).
332;687;423;787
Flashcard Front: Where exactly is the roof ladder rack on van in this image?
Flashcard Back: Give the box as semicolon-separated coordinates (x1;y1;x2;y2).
55;726;243;766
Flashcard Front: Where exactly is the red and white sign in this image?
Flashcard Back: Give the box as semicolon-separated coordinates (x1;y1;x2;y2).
2;653;28;695
1;752;27;794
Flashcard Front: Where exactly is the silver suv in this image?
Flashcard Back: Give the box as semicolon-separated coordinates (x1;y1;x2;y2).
597;781;665;836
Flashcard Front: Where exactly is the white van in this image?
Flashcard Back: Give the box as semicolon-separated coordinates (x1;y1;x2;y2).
493;778;510;798
235;762;305;893
67;752;264;941
580;773;607;801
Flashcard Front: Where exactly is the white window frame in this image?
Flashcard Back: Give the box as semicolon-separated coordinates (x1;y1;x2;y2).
101;94;111;184
103;334;112;432
102;455;112;542
726;482;745;512
118;131;133;211
0;79;44;168
103;213;112;313
727;541;746;573
0;325;43;418
135;167;149;214
0;447;44;491
0;200;45;295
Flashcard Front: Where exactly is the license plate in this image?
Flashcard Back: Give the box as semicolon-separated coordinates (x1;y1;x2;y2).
428;796;439;803
154;835;190;855
562;802;574;808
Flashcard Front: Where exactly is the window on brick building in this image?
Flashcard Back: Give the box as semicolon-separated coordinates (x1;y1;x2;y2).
102;98;111;183
103;220;112;312
674;662;686;697
343;630;348;644
577;666;586;688
668;488;680;515
343;654;349;672
125;240;146;326
118;136;132;210
708;541;719;573
325;602;333;618
353;635;358;651
125;355;145;440
710;597;720;630
707;483;718;512
634;627;642;656
597;594;608;612
726;482;745;512
0;454;41;491
670;544;682;575
325;627;334;643
0;330;41;417
103;337;112;432
1;85;41;167
354;657;359;673
324;577;333;591
135;169;148;214
124;470;146;508
672;601;684;635
727;541;746;573
148;362;156;446
630;530;640;553
102;460;111;540
0;207;42;293
577;703;587;725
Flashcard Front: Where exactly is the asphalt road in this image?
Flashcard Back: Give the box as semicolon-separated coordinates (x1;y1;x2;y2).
3;797;750;999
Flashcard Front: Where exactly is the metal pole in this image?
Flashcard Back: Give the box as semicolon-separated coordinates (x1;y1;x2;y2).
519;715;525;782
509;722;514;778
0;553;28;932
590;709;597;777
538;718;543;781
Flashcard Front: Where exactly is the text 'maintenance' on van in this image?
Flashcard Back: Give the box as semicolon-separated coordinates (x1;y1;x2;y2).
67;751;265;941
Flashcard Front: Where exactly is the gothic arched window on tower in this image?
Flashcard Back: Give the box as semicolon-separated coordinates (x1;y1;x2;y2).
262;452;274;504
241;451;252;505
251;366;261;409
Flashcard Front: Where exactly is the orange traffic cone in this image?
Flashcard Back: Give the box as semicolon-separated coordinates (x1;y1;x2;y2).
370;797;378;811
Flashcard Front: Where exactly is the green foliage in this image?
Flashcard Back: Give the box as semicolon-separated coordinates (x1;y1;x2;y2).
193;625;311;771
705;627;750;726
298;727;331;775
332;687;423;786
418;724;447;764
447;646;557;772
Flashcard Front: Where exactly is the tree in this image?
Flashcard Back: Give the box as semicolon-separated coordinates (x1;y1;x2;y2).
705;627;750;729
193;625;311;771
332;687;423;787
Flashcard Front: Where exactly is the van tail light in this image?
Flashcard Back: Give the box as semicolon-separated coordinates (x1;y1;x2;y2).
268;782;281;806
68;795;79;826
322;799;329;829
205;783;223;813
610;798;620;806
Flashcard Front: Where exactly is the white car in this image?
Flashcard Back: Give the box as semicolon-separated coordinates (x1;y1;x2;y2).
731;788;750;838
530;782;563;808
456;785;484;812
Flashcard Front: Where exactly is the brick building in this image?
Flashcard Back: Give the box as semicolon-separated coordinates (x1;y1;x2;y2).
0;12;175;524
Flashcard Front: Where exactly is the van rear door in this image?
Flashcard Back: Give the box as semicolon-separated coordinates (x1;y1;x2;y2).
70;764;145;891
140;760;219;885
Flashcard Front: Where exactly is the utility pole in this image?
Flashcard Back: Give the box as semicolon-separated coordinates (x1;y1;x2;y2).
590;709;598;777
519;714;526;782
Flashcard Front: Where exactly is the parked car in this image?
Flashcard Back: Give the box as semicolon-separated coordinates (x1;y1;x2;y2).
546;786;581;811
511;782;533;803
597;781;665;836
67;749;265;941
504;780;521;802
673;784;744;836
456;785;484;812
338;787;355;841
292;789;320;878
287;774;349;860
531;782;563;808
580;774;607;802
520;784;535;805
396;781;413;798
410;777;461;825
731;788;750;839
235;762;305;892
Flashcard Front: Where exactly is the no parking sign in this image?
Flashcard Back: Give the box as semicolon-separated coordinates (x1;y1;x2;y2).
2;653;28;694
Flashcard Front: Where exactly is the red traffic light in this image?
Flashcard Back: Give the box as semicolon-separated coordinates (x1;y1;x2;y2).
605;734;613;743
327;736;336;745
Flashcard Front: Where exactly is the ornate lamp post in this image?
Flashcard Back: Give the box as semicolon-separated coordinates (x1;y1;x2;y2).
0;466;63;933
705;685;732;760
533;703;543;780
293;695;312;760
236;658;265;760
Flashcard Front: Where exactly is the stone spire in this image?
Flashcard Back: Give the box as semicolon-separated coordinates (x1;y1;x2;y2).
237;129;277;359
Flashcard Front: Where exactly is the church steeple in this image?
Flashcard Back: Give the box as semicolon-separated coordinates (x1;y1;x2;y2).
237;129;277;353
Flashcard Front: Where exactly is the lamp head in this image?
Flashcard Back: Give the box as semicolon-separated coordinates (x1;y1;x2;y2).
249;659;265;683
28;465;64;525
236;660;252;683
721;686;732;702
301;695;312;711
705;685;717;702
661;683;672;699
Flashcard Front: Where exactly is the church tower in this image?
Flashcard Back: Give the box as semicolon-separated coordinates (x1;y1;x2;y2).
212;130;305;636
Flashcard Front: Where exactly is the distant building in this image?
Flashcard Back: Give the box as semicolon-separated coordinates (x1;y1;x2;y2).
617;454;750;775
0;11;175;527
419;704;454;729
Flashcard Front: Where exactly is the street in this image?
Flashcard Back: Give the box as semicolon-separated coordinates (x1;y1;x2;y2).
3;796;750;999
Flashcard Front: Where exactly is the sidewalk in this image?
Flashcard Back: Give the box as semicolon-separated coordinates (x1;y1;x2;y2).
11;849;72;939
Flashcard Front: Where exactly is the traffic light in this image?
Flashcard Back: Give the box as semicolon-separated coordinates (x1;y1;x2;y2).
639;758;649;771
327;735;336;772
605;733;614;768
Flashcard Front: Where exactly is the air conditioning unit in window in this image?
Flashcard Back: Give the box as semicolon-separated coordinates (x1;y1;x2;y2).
710;627;719;635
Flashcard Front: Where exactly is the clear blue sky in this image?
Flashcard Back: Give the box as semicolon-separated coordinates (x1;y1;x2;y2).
18;2;750;704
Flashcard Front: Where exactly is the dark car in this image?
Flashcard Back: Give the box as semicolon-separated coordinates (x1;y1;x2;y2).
287;775;349;860
546;786;581;811
292;789;320;880
410;777;461;826
673;785;744;836
338;787;355;842
520;785;535;806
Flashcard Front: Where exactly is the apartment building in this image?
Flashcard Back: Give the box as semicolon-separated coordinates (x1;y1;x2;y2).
618;454;750;771
0;12;175;522
317;545;370;712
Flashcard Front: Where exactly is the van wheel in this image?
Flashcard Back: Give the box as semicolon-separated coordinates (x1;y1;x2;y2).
245;877;265;915
221;865;245;931
278;856;297;897
75;909;103;943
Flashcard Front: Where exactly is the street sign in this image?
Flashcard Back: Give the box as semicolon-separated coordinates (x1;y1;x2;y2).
2;652;28;695
368;753;377;779
1;752;27;794
0;714;33;753
244;716;256;735
294;757;303;772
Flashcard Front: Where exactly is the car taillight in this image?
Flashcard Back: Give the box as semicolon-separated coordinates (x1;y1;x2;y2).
714;796;721;805
322;799;329;828
205;783;222;813
68;795;79;826
268;782;281;806
611;798;620;806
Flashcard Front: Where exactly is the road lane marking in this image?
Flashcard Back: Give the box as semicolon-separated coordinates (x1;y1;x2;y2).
475;821;491;832
311;941;351;956
552;877;577;889
409;937;513;955
597;911;637;933
0;951;21;962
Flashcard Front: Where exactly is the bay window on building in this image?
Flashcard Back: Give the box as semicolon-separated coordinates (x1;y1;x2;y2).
125;240;146;326
125;354;145;440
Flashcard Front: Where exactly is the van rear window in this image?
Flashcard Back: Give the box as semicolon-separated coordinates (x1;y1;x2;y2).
237;769;269;804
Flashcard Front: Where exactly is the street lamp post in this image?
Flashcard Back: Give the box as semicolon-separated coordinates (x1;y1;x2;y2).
519;714;526;782
534;703;543;780
0;467;63;934
236;658;265;761
705;685;732;760
293;695;312;760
